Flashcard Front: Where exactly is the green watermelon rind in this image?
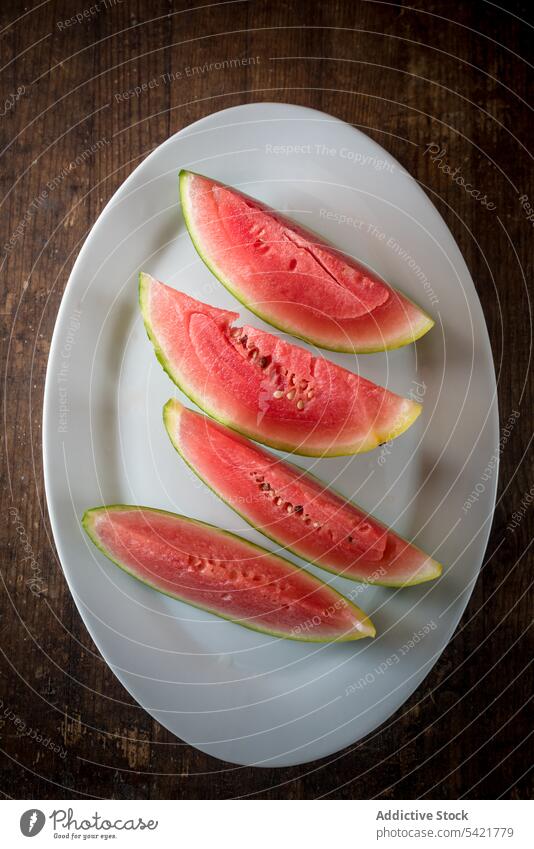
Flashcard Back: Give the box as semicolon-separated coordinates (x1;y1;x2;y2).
139;272;422;457
82;505;375;642
179;169;435;354
163;400;442;588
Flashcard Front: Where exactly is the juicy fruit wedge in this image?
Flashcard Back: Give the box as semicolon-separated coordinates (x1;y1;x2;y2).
82;506;375;642
180;170;434;353
140;273;422;457
164;400;442;586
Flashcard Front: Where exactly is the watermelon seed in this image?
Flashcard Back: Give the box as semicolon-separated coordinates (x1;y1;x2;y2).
230;327;241;338
274;497;282;506
273;390;284;399
348;536;354;543
260;482;271;491
253;239;262;248
241;334;248;346
259;355;271;368
289;258;297;271
297;400;305;410
286;390;296;400
313;521;320;528
289;374;296;385
187;555;201;566
285;503;293;513
294;505;303;514
307;390;314;399
249;348;258;362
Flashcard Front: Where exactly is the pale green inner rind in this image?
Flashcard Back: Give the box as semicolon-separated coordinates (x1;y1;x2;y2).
179;169;434;353
82;504;375;642
164;400;442;587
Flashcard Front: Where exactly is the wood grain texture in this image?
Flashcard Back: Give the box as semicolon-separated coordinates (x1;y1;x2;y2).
0;0;532;799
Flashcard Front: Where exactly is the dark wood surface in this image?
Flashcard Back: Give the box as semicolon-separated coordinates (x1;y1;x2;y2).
1;0;532;800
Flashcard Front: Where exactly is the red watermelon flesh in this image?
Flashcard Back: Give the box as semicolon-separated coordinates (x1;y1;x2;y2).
164;400;442;586
180;170;434;353
140;273;422;457
82;506;375;641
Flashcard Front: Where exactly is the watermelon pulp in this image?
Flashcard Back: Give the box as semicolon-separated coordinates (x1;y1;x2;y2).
139;273;422;457
82;506;375;641
180;170;434;353
164;400;442;586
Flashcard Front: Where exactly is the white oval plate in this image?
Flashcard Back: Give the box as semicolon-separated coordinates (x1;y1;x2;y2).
43;103;498;767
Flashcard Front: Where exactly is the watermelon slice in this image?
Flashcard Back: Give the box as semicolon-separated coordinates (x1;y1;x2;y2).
139;273;422;457
82;506;375;641
164;400;442;586
179;170;434;353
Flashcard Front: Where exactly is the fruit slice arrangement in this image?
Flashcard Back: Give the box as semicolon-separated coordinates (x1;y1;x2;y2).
84;170;439;642
139;273;422;457
164;399;441;587
82;506;375;642
180;170;434;353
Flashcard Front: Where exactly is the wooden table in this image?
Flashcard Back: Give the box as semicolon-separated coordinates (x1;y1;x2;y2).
1;0;532;799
